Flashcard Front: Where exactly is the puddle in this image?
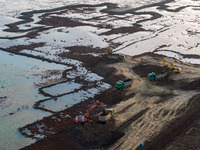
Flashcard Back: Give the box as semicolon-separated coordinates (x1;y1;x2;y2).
42;82;82;96
39;82;110;112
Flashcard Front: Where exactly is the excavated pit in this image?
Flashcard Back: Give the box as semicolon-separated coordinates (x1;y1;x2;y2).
67;118;124;149
132;64;167;77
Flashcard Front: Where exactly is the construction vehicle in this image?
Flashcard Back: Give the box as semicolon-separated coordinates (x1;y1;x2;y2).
115;78;133;89
108;54;125;60
105;46;125;60
148;72;168;81
105;45;112;55
163;58;181;73
98;109;114;122
75;100;114;123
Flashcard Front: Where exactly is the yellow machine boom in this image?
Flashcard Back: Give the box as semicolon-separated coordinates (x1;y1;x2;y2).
163;58;181;73
105;46;112;55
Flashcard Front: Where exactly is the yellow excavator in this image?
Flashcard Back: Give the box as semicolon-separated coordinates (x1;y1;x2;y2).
163;58;181;73
105;45;112;55
105;46;125;60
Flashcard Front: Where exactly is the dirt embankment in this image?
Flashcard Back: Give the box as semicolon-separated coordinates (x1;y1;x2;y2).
21;53;200;150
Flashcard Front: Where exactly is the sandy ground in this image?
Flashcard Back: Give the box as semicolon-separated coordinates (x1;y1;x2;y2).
106;55;200;150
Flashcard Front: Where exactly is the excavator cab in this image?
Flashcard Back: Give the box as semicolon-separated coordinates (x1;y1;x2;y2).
148;72;156;81
120;55;125;60
171;67;181;73
75;115;88;123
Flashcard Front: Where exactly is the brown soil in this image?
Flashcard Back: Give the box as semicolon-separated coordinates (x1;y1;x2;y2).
1;1;200;150
20;53;200;150
181;78;200;90
67;119;124;149
136;94;200;150
133;64;167;78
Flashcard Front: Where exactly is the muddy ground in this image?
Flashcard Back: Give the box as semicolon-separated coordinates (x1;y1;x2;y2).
1;1;200;149
19;53;200;150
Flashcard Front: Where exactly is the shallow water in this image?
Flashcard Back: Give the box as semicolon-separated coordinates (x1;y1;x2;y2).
40;83;110;112
0;49;111;149
42;81;82;96
0;50;69;150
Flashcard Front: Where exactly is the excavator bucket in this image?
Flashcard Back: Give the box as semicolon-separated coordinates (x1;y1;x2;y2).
98;109;114;123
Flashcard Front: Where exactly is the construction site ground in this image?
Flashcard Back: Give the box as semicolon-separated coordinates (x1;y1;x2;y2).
20;53;200;150
1;0;200;149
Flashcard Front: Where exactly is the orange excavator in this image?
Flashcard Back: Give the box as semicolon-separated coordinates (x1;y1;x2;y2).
75;100;114;123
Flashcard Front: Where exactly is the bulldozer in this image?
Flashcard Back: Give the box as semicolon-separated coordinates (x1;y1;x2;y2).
163;58;181;73
75;100;114;123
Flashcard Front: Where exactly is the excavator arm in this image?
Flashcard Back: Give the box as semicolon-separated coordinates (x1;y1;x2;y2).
86;100;105;119
163;58;174;68
163;58;181;72
163;58;167;65
86;103;98;119
75;100;106;123
170;62;174;68
75;100;114;123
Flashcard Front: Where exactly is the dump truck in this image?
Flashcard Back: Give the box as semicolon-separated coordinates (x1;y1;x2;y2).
108;54;125;60
148;72;168;81
115;78;133;89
